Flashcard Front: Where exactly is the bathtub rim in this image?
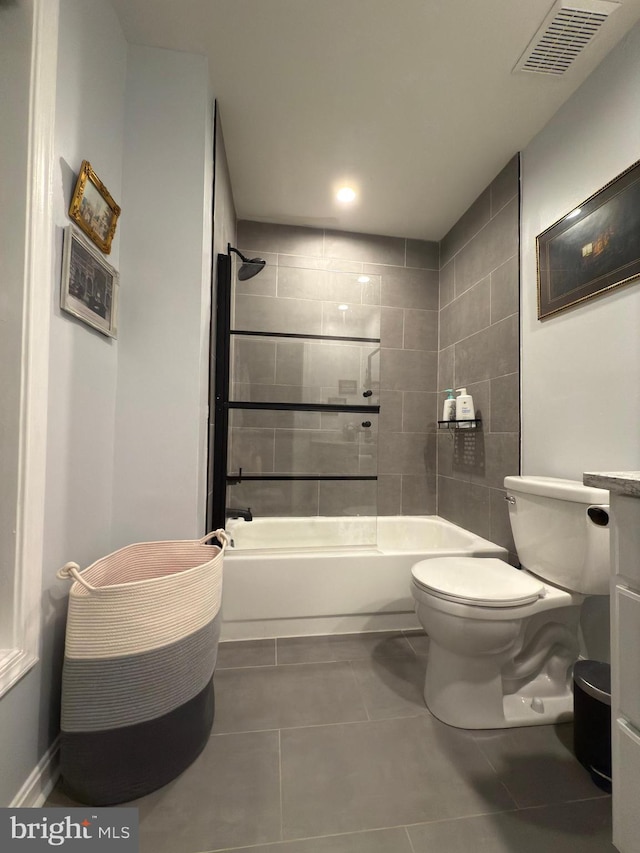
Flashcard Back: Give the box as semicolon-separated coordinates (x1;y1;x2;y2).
225;513;505;557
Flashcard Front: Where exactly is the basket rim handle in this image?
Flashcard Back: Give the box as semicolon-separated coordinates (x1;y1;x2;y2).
57;532;228;591
199;528;230;548
56;562;97;591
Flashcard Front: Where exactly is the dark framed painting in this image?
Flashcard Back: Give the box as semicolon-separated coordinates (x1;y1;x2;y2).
537;158;640;320
68;160;121;255
61;226;119;338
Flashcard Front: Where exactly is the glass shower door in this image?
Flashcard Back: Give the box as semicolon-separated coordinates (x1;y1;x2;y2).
222;262;381;549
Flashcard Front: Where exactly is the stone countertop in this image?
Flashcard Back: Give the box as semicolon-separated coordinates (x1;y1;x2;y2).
583;471;640;497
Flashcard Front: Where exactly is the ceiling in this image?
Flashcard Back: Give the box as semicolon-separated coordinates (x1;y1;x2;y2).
110;0;640;240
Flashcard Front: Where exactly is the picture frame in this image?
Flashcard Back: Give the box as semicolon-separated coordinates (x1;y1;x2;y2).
61;226;119;338
68;160;121;254
536;160;640;320
537;158;640;320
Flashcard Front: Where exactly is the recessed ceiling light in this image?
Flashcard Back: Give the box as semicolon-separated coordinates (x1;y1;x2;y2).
336;187;356;203
357;275;370;284
338;304;349;311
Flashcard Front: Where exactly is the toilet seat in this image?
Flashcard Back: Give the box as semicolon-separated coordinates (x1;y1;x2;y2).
411;557;545;608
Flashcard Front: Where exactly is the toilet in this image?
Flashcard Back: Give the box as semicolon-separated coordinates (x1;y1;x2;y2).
411;476;610;729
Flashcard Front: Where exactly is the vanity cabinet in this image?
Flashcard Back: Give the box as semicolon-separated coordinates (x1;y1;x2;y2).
584;472;640;853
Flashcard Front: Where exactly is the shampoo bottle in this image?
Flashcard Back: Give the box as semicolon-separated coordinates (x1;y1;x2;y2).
442;389;456;421
455;388;475;427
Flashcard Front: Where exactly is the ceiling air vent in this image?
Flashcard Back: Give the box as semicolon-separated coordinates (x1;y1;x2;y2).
514;0;621;76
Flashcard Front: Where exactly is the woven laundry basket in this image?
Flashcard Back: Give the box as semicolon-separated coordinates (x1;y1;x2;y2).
56;529;228;806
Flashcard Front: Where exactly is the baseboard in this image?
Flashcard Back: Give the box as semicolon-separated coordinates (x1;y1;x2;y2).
11;736;60;808
221;611;421;640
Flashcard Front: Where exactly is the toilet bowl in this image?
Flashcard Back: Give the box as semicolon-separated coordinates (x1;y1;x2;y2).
411;476;609;729
412;558;583;728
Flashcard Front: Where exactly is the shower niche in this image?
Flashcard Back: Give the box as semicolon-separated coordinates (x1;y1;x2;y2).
209;247;381;548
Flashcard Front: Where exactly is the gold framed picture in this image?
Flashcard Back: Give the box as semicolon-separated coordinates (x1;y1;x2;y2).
61;226;119;338
68;160;121;255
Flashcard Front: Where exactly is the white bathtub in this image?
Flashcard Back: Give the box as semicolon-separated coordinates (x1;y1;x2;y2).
221;516;507;640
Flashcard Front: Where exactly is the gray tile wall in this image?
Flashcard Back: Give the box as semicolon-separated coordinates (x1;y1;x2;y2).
437;155;520;560
229;221;439;517
221;158;520;540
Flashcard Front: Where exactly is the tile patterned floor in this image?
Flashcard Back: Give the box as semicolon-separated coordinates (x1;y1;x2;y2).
47;630;615;852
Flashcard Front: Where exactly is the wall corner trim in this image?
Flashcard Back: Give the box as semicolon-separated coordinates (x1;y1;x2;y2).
1;0;58;698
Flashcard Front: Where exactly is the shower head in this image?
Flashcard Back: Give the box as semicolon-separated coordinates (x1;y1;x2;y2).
238;257;266;281
228;245;266;281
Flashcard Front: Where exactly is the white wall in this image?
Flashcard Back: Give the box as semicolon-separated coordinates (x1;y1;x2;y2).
521;22;640;479
0;0;127;806
0;4;215;806
46;0;126;577
111;45;212;547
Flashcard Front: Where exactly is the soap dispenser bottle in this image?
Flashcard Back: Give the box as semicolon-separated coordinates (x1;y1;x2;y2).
455;388;475;427
442;389;456;421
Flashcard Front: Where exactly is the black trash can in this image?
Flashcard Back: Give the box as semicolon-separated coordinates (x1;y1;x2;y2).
573;659;612;792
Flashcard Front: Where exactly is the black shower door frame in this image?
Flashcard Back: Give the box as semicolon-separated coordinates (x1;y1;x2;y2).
208;250;380;532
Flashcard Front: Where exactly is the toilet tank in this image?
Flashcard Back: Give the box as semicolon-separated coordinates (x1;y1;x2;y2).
504;476;610;595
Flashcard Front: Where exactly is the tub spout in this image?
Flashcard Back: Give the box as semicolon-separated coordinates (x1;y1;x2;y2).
226;507;253;522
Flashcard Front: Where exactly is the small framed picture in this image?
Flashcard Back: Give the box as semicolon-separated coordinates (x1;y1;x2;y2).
61;226;119;338
68;160;121;254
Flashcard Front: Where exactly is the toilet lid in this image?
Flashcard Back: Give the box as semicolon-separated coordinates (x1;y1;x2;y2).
411;558;545;607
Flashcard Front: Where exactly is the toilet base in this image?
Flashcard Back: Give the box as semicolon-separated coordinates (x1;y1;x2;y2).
424;643;575;729
426;689;574;730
